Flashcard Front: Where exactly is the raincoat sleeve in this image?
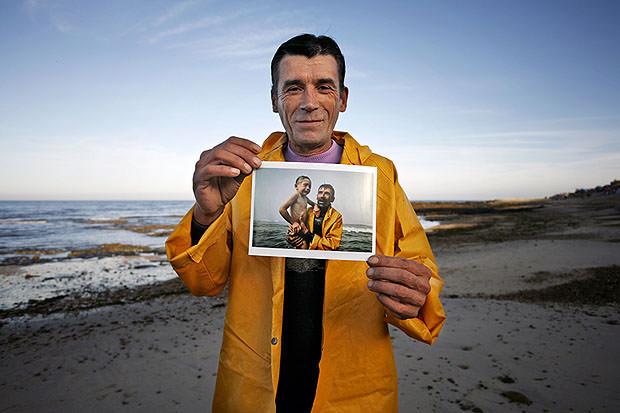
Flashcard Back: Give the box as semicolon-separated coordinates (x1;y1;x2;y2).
385;179;446;344
309;210;343;251
165;204;233;296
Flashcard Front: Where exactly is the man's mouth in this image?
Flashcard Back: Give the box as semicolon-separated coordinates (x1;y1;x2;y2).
296;119;323;124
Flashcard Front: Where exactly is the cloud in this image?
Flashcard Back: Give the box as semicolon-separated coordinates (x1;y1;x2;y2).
346;68;370;80
142;2;263;45
22;0;76;33
0;133;197;200
165;25;308;61
391;128;620;152
435;129;612;140
540;114;620;123
50;12;73;33
391;143;620;200
137;3;313;66
366;83;416;92
150;0;199;28
146;14;231;44
23;0;45;13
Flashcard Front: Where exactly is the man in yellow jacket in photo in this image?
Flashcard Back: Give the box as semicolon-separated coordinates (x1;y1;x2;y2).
288;183;343;251
166;34;446;412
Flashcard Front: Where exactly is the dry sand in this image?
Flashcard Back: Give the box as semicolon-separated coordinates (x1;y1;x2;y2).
1;195;619;412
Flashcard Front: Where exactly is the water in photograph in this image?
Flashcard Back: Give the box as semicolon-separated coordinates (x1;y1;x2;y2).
252;221;373;252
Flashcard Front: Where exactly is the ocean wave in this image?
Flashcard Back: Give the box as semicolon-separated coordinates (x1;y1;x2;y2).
0;218;48;225
419;217;440;229
76;217;127;225
343;226;373;234
122;214;184;219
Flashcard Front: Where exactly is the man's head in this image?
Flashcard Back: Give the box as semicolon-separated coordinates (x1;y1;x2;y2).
295;175;312;196
316;183;335;210
271;34;349;156
271;34;346;95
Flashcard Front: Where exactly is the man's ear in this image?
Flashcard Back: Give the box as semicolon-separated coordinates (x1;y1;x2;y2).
339;86;349;112
271;89;278;113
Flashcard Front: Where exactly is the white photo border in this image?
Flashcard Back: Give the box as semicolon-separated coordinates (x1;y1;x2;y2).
249;161;377;261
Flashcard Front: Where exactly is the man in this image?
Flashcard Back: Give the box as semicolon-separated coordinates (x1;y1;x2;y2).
166;34;445;412
287;183;342;251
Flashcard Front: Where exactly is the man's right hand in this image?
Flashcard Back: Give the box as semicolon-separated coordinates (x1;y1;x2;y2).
287;223;310;249
192;137;262;226
287;233;309;249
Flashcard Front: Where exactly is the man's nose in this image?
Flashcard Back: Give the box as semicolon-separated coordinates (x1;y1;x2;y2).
300;88;319;112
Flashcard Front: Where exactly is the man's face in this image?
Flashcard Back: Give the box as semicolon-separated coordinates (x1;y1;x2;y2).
272;55;348;155
316;186;335;209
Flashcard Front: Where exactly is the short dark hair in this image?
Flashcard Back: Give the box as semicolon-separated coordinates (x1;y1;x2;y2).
319;183;335;198
271;34;346;96
295;175;311;186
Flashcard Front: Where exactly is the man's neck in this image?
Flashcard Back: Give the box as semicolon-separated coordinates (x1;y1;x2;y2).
284;138;343;164
288;139;333;157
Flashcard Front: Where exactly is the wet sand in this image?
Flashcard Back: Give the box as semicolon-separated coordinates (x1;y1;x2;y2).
2;195;620;412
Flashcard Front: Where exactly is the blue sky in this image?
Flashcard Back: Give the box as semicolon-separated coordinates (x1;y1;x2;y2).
1;0;619;200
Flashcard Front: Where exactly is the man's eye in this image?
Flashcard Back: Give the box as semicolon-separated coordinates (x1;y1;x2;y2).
286;86;302;93
318;85;335;91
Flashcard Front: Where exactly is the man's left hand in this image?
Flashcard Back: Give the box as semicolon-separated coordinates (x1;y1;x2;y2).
366;255;432;320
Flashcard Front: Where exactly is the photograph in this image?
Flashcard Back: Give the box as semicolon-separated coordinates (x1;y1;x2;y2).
249;161;377;261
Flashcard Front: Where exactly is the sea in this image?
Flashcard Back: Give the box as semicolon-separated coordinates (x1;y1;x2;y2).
0;201;439;259
0;200;193;260
253;221;374;252
0;201;439;310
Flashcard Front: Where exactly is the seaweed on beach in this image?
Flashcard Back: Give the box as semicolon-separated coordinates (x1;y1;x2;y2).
121;224;176;237
0;244;166;266
0;278;208;318
486;266;620;306
421;196;620;246
68;243;164;258
0;255;51;266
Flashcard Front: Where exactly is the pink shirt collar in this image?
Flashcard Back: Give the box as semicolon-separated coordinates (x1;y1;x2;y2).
283;139;343;164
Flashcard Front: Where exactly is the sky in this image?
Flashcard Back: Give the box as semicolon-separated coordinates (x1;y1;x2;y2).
1;0;619;200
253;164;374;226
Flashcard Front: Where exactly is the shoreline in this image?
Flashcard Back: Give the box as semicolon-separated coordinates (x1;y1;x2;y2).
2;195;620;411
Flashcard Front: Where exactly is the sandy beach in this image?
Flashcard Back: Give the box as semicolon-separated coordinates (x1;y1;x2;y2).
2;195;619;412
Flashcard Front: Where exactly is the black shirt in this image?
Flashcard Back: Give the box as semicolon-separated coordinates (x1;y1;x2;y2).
190;216;324;412
276;258;325;412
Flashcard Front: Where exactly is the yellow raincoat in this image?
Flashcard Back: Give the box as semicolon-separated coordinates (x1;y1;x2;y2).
166;131;446;412
306;205;343;251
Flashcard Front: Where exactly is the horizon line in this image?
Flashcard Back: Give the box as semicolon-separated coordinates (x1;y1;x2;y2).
0;197;546;203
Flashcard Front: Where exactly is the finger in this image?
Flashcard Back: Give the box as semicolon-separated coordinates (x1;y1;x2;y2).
293;236;306;248
366;267;431;295
368;279;427;306
367;255;432;278
209;148;259;174
197;150;254;178
287;235;302;247
198;142;261;171
225;136;262;154
196;164;242;179
376;293;420;319
220;142;263;168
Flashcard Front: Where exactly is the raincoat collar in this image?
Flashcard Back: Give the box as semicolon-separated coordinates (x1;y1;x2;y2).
260;131;373;165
